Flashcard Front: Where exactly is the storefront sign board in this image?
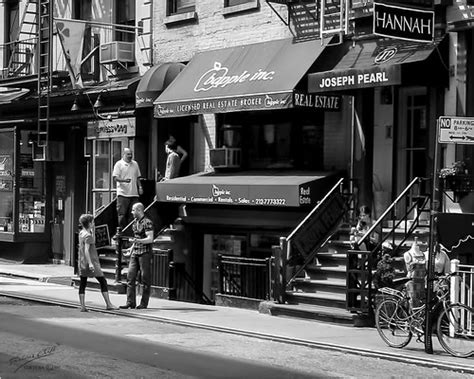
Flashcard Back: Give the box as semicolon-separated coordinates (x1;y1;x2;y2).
293;92;341;111
95;224;110;248
155;92;293;117
438;116;474;144
87;118;136;139
309;65;401;93
291;191;347;258
156;175;336;208
373;2;434;43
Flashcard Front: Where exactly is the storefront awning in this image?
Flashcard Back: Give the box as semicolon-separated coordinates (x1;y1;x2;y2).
154;38;333;117
83;76;141;96
136;62;185;108
0;88;29;104
308;37;448;93
155;171;340;208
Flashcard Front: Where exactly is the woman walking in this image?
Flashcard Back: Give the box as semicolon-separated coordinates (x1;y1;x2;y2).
78;214;118;312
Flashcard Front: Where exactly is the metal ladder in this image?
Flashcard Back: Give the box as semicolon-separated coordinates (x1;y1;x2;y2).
6;0;38;76
319;0;348;45
37;0;52;148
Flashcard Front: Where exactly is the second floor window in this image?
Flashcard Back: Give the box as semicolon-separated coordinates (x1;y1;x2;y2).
168;0;195;15
116;0;135;42
225;0;252;6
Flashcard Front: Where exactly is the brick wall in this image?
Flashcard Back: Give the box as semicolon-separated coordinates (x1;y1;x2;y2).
153;1;291;63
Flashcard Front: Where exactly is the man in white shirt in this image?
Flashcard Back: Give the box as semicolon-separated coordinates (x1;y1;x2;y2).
112;148;143;229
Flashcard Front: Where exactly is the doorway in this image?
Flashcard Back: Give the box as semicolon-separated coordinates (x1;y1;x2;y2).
89;137;133;214
396;87;429;197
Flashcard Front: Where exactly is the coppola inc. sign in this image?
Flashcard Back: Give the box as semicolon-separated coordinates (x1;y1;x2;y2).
373;2;434;43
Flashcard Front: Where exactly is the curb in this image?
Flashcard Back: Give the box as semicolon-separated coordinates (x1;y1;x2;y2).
1;290;473;375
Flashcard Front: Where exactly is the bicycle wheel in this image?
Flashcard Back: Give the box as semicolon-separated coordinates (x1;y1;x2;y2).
437;303;474;358
376;298;412;348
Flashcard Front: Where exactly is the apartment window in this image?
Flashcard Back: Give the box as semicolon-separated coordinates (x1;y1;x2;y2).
116;0;136;42
225;0;252;6
168;0;195;15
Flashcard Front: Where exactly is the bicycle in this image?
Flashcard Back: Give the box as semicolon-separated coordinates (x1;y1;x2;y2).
375;273;474;358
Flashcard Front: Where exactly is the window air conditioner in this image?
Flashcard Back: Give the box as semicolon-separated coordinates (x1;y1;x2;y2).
210;148;241;169
100;41;135;64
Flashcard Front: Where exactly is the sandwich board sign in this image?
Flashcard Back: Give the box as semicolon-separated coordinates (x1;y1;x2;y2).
438;116;474;145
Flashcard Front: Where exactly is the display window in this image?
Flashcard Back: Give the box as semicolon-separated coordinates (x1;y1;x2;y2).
0;131;14;232
0;128;47;236
218;109;325;171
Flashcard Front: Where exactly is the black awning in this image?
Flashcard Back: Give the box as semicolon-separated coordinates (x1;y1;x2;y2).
83;76;141;96
154;38;330;117
308;36;448;93
136;63;185;108
155;171;340;208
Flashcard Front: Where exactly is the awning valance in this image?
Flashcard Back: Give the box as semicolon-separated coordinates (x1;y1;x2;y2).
136;62;185;108
155;171;340;207
308;36;448;93
154;38;331;117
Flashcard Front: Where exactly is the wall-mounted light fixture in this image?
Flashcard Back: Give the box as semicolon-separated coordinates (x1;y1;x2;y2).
71;96;80;112
93;94;104;109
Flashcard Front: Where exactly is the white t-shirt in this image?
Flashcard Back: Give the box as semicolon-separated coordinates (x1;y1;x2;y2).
112;159;141;197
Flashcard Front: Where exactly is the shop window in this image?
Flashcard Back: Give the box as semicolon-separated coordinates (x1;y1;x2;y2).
167;0;195;15
220;110;324;171
18;130;46;233
0;131;14;231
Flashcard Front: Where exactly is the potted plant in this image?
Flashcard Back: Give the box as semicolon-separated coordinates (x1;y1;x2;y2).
439;161;473;202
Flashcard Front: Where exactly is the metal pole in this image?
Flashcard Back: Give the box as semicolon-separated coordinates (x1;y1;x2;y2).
425;117;441;354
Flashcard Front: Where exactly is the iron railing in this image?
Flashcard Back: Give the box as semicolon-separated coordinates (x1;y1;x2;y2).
173;262;213;304
348;177;431;313
218;255;273;301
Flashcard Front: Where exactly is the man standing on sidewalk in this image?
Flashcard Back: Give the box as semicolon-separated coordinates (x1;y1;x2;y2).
112;148;143;229
119;202;154;310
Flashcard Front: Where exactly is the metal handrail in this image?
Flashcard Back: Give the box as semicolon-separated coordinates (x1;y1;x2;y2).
356;177;422;249
287;177;345;242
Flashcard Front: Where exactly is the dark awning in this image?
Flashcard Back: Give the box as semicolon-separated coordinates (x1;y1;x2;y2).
0;88;29;104
154;38;330;117
136;63;185;108
83;76;140;96
308;37;448;93
155;171;340;208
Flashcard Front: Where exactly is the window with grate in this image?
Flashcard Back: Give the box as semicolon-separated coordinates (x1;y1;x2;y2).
168;0;195;15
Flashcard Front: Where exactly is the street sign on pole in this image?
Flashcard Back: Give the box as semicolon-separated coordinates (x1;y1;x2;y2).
438;116;474;144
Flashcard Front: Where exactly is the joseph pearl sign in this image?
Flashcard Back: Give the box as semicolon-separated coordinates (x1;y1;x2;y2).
309;65;401;93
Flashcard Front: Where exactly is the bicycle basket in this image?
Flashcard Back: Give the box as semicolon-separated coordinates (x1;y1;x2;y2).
378;287;405;300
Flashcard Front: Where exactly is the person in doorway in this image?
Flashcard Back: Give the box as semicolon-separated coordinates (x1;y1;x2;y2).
119;202;154;310
112;148;143;229
78;214;118;312
162;140;181;181
167;135;188;163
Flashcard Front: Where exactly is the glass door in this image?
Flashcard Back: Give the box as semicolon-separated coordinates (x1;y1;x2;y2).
91;137;130;215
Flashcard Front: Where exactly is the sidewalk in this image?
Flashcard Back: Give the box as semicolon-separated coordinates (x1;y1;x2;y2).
0;263;473;373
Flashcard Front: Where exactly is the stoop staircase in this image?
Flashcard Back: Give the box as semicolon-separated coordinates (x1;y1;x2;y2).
267;177;431;326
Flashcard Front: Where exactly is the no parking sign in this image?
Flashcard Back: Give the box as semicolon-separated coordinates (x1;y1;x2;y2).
438;116;474;144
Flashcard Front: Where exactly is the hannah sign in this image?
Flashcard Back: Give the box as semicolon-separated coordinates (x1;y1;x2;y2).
373;2;434;43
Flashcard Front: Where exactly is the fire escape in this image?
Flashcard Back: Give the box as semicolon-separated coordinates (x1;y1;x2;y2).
265;0;349;43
